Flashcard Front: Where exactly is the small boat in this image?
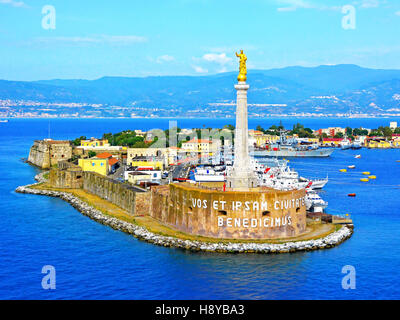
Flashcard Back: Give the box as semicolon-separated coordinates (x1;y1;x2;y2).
355;155;361;159
360;178;369;182
348;193;356;197
362;171;371;175
368;175;376;180
340;169;347;172
348;165;356;169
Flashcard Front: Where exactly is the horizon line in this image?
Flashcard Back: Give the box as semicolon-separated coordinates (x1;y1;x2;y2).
2;63;400;82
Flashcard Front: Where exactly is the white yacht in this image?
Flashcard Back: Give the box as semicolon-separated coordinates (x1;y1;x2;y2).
305;190;328;213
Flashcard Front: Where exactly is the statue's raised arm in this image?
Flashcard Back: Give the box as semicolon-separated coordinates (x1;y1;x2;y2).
236;50;247;82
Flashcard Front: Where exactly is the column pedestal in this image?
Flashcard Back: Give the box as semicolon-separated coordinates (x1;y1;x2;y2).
226;81;258;191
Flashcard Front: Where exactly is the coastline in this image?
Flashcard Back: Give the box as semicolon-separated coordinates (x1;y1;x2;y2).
15;172;354;254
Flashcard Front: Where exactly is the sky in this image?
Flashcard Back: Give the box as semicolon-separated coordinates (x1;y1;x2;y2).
0;0;400;80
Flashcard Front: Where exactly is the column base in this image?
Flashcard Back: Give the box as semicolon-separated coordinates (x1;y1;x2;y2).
226;169;258;191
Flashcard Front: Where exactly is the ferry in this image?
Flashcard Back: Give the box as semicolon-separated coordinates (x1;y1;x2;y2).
0;119;9;123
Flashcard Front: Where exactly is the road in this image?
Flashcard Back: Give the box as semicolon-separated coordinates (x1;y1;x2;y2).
172;164;191;180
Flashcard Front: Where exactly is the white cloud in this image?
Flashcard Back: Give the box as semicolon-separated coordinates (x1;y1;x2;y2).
33;35;147;45
0;0;25;7
192;65;208;73
156;55;175;63
276;0;314;11
276;0;380;12
202;53;232;65
395;11;400;16
357;0;380;8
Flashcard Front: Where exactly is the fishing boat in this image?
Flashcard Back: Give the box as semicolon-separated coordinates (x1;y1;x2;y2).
0;119;9;123
348;165;356;169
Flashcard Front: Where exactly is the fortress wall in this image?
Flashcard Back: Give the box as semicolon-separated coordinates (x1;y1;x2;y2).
28;141;50;168
28;140;72;169
83;171;147;215
49;167;83;189
150;183;307;239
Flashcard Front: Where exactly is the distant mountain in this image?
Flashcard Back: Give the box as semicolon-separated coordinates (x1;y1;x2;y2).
1;64;400;116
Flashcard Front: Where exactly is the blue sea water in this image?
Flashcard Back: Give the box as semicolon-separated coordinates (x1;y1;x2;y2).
1;118;400;300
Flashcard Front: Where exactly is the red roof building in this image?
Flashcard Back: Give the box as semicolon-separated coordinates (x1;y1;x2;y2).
96;152;113;159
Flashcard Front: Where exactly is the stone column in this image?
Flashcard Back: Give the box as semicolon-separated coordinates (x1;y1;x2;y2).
227;81;258;190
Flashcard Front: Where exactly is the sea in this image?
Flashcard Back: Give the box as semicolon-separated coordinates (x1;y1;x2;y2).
0;117;400;300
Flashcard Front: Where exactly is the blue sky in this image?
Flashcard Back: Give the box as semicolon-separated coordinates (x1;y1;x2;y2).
1;0;400;80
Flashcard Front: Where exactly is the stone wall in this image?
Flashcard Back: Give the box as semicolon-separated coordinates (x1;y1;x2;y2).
83;171;148;216
28;140;72;169
150;183;307;239
49;166;83;189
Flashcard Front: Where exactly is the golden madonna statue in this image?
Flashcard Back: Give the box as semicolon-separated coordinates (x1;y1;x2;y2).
235;50;247;82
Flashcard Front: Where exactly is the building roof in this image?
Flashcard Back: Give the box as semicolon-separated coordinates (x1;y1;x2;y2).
129;172;150;176
323;138;343;142
40;139;70;145
184;138;212;144
108;158;118;166
96;152;113;159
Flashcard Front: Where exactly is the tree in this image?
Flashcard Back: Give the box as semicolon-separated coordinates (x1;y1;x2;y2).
223;124;235;131
72;136;86;146
334;132;344;139
345;127;353;136
88;151;96;158
256;125;265;133
379;126;393;138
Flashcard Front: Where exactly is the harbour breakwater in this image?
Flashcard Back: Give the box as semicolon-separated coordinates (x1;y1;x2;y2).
15;178;353;254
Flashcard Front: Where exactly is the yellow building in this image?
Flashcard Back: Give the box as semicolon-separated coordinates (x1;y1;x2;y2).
181;138;220;155
78;152;118;176
322;138;343;146
393;140;400;148
366;139;391;149
80;139;110;148
78;158;109;176
306;137;319;144
130;157;164;170
127;147;179;167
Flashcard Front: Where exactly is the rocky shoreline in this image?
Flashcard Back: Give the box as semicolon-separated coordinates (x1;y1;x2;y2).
15;179;353;254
